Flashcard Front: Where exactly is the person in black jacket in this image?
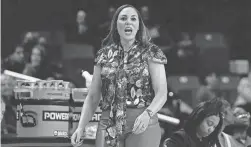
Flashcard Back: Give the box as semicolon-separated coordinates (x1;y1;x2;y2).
2;44;25;73
164;98;225;147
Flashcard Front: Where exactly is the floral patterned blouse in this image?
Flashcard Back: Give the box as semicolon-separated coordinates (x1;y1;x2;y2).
94;41;167;146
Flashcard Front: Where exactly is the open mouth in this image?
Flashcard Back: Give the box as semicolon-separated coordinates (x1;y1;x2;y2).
124;27;133;34
237;113;250;118
237;113;250;122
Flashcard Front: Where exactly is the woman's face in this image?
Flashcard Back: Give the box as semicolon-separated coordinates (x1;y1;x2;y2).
12;46;24;63
117;7;139;42
197;115;220;137
31;48;42;67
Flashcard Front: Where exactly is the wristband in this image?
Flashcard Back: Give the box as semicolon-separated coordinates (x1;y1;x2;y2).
145;109;154;118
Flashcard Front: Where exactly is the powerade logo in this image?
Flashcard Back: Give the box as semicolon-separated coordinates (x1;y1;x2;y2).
90;112;101;122
42;111;101;122
43;111;80;122
53;130;68;137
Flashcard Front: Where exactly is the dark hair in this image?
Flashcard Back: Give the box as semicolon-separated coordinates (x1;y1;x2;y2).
184;98;224;146
12;44;24;53
101;4;151;48
220;98;231;110
234;104;249;114
29;44;46;65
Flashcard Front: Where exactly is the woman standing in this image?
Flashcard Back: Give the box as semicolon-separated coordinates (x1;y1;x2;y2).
71;4;168;147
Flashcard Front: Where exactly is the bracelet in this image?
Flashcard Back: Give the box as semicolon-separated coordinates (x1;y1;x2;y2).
77;127;85;131
145;109;154;118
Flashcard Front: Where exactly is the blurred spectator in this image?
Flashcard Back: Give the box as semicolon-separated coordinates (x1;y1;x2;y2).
1;74;17;135
2;44;25;73
98;6;116;39
38;36;48;47
76;10;88;35
22;32;39;45
195;72;221;107
65;10;94;45
139;5;160;41
21;32;45;62
166;32;199;75
95;6;116;55
217;99;239;147
224;105;251;147
140;6;149;23
22;45;53;80
234;68;251;114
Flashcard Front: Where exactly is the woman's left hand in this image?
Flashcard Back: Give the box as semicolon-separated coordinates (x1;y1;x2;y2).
132;111;150;134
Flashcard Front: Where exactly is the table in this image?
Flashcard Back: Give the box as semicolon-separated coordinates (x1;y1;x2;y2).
1;136;95;147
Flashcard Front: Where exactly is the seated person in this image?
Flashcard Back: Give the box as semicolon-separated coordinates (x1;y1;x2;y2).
217;99;240;147
224;105;251;147
23;45;53;80
195;72;222;107
234;68;251;114
2;44;25;73
164;98;224;147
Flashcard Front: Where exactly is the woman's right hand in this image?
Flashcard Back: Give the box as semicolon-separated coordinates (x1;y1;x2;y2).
71;127;85;147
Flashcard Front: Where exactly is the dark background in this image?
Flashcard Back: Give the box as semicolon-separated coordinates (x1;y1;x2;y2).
2;0;251;60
